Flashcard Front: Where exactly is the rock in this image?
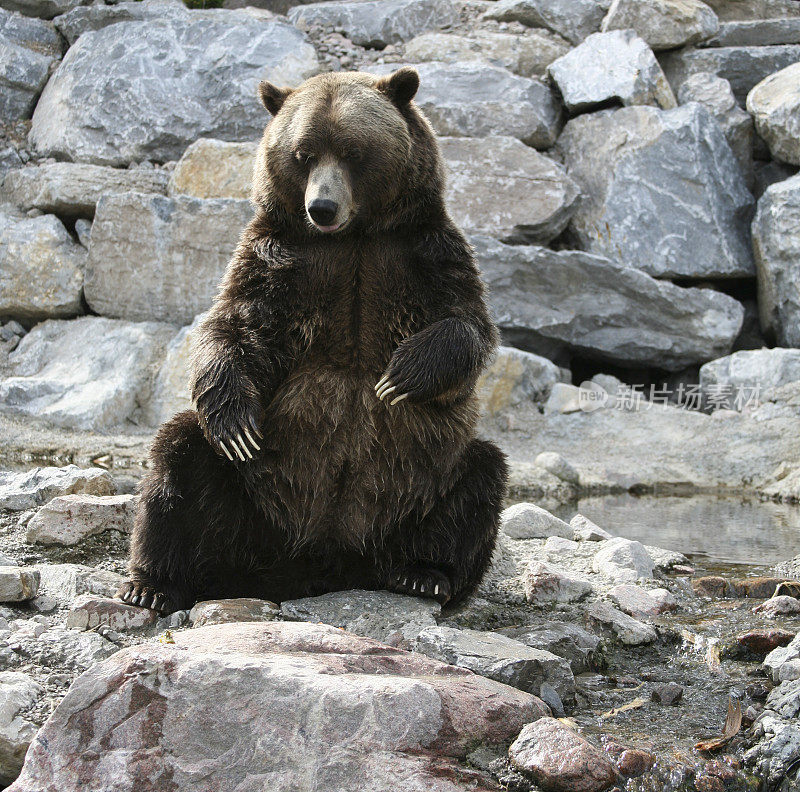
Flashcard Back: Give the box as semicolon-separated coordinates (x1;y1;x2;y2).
570;514;613;542
440;136;579;244
404;30;570;78
548;30;676;113
0;466;114;511
85;194;252;324
3;163;169;219
483;0;606;45
414;625;575;705
558;103;755;280
8;621;548;792
677;72;754;181
476;346;564;413
281;589;440;647
659;44;800;105
524;561;594;604
25;494;137;546
65;594;157;632
189;598;279;627
609;584;677;618
692;575;732;598
501;503;573;540
592;538;654;583
616;748;655;778
168;139;256;200
652;681;683;704
14;623;116;671
752;174;800;347
35;563;126;607
4;0;88;20
700;349;800;399
586;601;657;645
30;15;318;166
0;672;43;786
371;61;561;147
509;717;619;792
745;710;800;785
754;595;800;617
704;0;800;20
601;0;719;49
0;569;38;603
0;316;176;430
535;452;579;485
0;9;61;122
705;18;800;46
544;382;584;414
497;621;601;674
0;209;86;322
474;236;744;370
288;0;458;46
747;63;800;167
738;629;795;656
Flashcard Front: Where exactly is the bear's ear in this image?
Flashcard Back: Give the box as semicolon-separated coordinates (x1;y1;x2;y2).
258;81;292;116
377;67;419;106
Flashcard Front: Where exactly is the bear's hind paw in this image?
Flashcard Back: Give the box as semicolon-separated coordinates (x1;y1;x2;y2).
387;566;451;605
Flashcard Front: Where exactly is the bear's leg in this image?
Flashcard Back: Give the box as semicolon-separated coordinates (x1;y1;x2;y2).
386;438;508;605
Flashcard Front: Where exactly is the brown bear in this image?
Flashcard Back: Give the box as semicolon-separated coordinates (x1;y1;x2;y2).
118;67;508;614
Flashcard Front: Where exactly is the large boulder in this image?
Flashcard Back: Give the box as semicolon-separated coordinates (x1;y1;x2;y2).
287;0;459;47
705;18;800;46
557;103;755;280
473;235;744;370
167;138;257;200
7;621;549;792
482;0;606;45
700;349;800;394
747;63;800;167
476;346;565;412
0;9;61;122
0;209;85;323
0;672;43;786
703;0;800;20
85;193;252;324
0;316;177;430
29;14;319;166
0;466;114;511
440;136;579;244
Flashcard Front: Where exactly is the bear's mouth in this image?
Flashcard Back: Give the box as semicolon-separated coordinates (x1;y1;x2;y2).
311;215;350;234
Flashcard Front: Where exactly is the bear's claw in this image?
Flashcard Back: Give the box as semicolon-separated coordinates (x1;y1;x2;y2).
118;581;176;615
213;424;262;463
387;566;452;604
374;376;409;406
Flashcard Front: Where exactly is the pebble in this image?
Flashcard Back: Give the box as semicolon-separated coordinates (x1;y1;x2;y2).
652;682;684;705
571;513;613;542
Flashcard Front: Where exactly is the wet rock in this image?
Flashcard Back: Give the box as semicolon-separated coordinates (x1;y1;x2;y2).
571;514;613;542
558;103;755;280
706;18;800;47
701;349;800;398
167;138;257;200
767;677;800;718
476;346;564;413
693;575;733;598
0;209;86;323
535;452;579;485
609;584;677;618
65;595;157;632
735;577;800;598
737;629;795;657
745;710;800;784
0;466;114;511
497;621;601;674
747;63;800;167
473;235;744;370
754;595;800;617
86;194;252;324
25;494;137;546
601;0;719;50
615;748;655;778
652;681;683;704
189;598;279;627
0;672;43;786
509;717;619;792
440;136;578;244
548;30;676;113
524;561;594;604
592;538;654;583
0;569;38;603
288;0;458;47
483;0;606;45
501;503;572;540
30;15;318;166
35;563;125;607
282;589;440;647
0;316;176;430
7;621;548;792
3;163;168;219
414;625;575;705
0;9;61;122
586;601;657;645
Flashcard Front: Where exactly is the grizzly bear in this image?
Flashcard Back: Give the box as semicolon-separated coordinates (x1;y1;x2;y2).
118;67;508;614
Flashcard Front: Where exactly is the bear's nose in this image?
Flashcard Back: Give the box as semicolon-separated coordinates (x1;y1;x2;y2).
307;198;338;226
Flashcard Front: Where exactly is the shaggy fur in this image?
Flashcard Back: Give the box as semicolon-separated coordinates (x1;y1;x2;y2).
119;68;508;614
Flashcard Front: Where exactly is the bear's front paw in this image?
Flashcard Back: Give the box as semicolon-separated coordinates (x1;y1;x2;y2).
375;347;439;407
196;390;263;463
117;581;184;615
387;565;452;604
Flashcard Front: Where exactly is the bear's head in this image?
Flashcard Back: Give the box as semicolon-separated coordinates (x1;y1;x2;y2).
253;68;445;236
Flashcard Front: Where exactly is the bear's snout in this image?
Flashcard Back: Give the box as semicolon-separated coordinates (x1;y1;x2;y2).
308;198;339;227
304;157;354;233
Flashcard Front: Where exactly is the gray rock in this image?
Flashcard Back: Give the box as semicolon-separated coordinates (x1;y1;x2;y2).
700;349;800;397
0;672;43;786
476;346;564;413
26;494;137;546
0;569;38;602
586;600;657;645
704;18;800;46
14;623;116;671
0;466;114;511
501;502;573;540
65;594;157;632
167;138;257;200
30;15;318;166
764;634;800;682
282;589;441;647
35;563;125;606
548;30;677;113
3;162;169;218
747;63;800;166
189;598;279;627
3;0;89;20
609;584;677;618
592;537;654;582
535;452;579;485
86;194;252;324
745;711;800;785
752;173;800;346
602;0;719;50
496;621;601;674
73;218;90;248
474;235;744;371
570;514;613;542
287;0;458;47
0;316;177;430
414;625;575;705
483;0;606;44
659;44;800;104
704;0;800;20
440;136;579;244
0;9;61;122
559;103;755;280
524;561;594;604
0;209;86;322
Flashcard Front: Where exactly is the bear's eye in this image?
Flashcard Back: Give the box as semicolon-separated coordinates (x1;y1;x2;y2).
345;149;363;163
294;150;315;166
